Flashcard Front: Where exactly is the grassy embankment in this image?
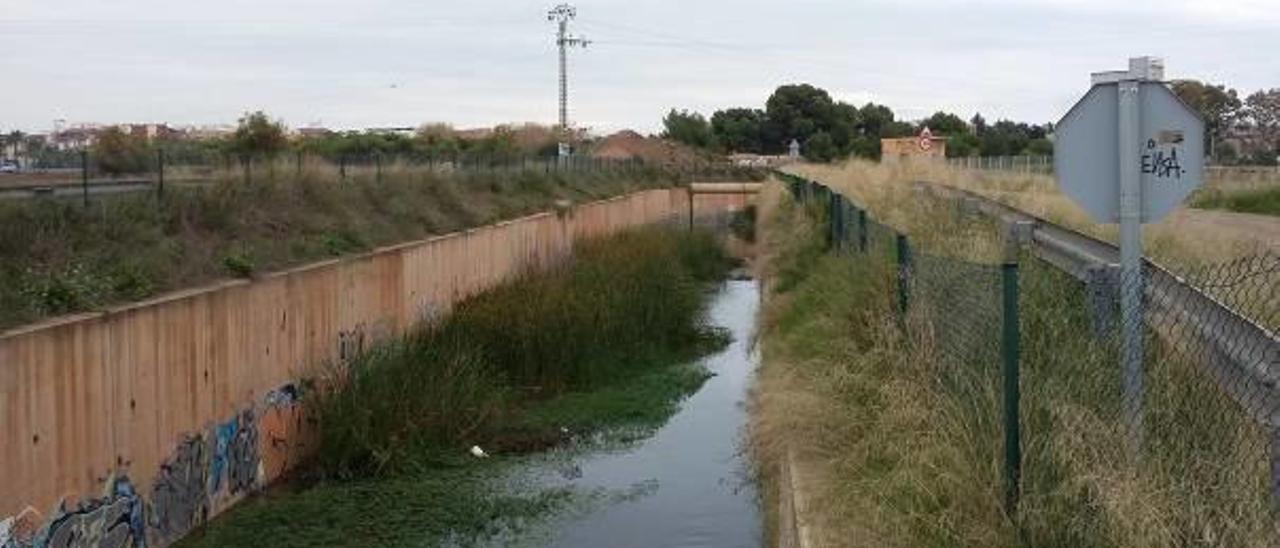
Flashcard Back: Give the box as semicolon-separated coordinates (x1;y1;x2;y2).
0;162;686;331
752;176;1277;546
180;226;735;547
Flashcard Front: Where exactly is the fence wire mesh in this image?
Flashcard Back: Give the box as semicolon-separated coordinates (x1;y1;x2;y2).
783;170;1280;541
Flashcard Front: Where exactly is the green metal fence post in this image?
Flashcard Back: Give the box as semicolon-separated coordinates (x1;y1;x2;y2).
896;233;911;317
81;150;89;208
828;192;838;248
858;208;868;253
156;148;165;200
1001;259;1022;515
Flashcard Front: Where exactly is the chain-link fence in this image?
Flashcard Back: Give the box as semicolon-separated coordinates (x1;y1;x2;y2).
947;155;1054;174
0;151;763;203
779;171;1280;541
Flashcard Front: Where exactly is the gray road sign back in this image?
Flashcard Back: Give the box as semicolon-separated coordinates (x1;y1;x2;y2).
1054;82;1205;223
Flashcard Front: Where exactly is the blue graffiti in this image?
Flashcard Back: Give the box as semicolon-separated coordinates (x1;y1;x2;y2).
210;410;258;495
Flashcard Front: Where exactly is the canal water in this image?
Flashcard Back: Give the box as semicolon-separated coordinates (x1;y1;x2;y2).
511;280;762;548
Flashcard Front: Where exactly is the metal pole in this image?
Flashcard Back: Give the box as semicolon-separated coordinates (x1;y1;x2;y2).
1001;260;1022;514
687;188;694;231
857;208;868;253
1118;79;1145;449
896;233;911;317
81;149;89;208
157;148;165;200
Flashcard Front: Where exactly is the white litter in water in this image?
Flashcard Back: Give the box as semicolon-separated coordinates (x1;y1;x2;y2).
469;445;489;458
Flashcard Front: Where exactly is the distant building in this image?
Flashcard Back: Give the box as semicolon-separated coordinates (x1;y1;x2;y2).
123;123;180;141
729;153;796;167
296;127;335;139
366;127;415;137
880;127;947;163
181;124;236;140
49;125;102;151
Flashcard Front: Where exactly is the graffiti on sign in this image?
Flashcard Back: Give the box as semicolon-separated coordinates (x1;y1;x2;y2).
1140;137;1186;180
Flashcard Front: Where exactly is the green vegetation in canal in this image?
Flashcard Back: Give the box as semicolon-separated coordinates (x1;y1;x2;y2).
180;226;733;547
180;361;714;548
0;165;681;331
1191;186;1280;216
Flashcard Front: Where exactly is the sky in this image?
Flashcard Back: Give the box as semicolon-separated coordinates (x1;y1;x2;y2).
1;0;1277;135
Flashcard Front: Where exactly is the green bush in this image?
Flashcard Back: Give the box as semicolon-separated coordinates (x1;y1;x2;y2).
93;127;152;175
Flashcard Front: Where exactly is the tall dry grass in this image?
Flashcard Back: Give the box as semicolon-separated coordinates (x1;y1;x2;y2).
753;175;1279;546
791;160;1279;268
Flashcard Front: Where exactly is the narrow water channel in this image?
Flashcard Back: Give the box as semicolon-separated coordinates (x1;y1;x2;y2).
516;280;762;548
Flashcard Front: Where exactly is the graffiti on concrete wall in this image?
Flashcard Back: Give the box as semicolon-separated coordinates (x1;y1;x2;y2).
210;410;258;496
148;435;209;544
259;384;310;480
3;382;301;548
30;477;144;548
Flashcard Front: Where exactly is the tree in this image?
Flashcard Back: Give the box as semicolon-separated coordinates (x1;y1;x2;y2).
970;113;988;136
829;101;861;154
710;108;767;153
1242;89;1280;163
4;130;23;160
920;112;969;137
93;126;151;175
1170;80;1241;160
414;123;462;158
946;133;981;158
1025;138;1054;156
802;131;838;162
857;103;896;137
766;84;836;149
231;111;288;158
661;109;715;149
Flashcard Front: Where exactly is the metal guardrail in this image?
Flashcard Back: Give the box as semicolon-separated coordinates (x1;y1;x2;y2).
912;180;1280;432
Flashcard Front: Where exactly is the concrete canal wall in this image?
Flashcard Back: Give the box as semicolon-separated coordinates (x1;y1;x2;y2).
0;186;754;547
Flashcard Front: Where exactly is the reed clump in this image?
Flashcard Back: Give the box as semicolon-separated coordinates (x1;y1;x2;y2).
313;226;734;479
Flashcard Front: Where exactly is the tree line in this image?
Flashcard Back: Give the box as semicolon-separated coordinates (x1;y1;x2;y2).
49;113;569;175
662;82;1280;165
1168;81;1279;165
660;83;1053;162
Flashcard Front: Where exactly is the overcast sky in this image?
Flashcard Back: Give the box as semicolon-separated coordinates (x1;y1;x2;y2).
2;0;1276;135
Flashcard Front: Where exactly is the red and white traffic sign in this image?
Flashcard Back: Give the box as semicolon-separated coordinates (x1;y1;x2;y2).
918;127;933;151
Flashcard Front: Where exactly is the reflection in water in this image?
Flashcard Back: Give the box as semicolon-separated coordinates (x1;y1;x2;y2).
517;280;762;548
